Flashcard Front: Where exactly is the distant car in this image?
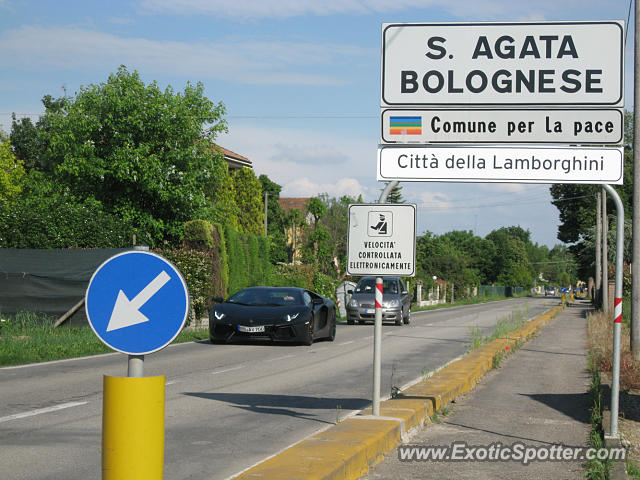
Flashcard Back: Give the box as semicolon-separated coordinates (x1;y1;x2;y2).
209;286;336;345
545;286;557;296
346;276;411;326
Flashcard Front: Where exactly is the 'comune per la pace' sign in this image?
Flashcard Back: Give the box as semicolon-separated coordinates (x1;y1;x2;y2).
381;21;624;106
377;146;624;184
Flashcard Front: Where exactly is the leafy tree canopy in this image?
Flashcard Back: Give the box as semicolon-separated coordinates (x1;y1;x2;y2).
11;66;228;246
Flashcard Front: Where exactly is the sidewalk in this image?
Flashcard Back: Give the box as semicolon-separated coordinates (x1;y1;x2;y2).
361;301;592;480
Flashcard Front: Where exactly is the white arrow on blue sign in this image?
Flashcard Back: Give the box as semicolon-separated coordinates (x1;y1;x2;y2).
85;251;189;355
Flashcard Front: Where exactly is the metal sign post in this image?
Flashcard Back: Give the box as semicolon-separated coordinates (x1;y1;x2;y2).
603;184;624;438
373;276;383;416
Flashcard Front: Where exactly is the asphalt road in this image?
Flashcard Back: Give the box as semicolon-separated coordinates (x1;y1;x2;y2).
0;297;557;480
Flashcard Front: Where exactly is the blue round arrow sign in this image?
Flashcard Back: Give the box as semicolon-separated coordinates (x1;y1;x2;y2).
85;251;189;355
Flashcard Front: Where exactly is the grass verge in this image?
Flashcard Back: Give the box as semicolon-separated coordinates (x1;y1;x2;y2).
467;306;530;353
0;311;210;367
584;352;610;479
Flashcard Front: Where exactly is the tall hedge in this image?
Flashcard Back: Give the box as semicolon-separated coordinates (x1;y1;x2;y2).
223;223;271;294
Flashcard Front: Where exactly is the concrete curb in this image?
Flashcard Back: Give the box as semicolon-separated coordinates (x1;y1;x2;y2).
231;305;564;480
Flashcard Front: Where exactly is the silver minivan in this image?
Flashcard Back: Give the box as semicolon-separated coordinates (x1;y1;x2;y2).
346;276;411;326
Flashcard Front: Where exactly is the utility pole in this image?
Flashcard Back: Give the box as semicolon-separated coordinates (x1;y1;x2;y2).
596;190;602;307
632;0;640;360
602;187;609;313
264;192;268;236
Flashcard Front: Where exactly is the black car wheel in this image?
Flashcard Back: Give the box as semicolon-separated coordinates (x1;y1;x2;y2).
347;319;355;325
210;336;225;345
403;310;411;325
395;317;403;326
328;318;336;341
304;322;314;346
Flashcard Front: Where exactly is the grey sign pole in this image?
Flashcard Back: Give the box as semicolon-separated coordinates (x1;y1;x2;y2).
127;355;144;377
602;184;624;438
602;188;609;312
127;244;150;378
632;0;640;360
371;180;400;416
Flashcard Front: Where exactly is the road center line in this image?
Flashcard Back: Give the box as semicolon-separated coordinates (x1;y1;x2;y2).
338;341;354;346
211;366;244;375
0;401;88;424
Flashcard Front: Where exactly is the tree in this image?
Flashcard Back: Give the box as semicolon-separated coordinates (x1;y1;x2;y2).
385;184;404;203
259;174;288;264
12;66;228;246
0;139;25;204
201;158;239;230
232;167;264;235
306;197;327;227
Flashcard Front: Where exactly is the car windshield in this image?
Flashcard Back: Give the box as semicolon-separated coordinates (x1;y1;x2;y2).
227;288;304;306
354;278;399;294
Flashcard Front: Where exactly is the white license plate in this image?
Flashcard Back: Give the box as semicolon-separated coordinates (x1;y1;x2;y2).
365;309;375;314
238;325;265;333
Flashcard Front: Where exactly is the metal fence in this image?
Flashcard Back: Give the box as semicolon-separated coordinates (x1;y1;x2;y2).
477;285;525;297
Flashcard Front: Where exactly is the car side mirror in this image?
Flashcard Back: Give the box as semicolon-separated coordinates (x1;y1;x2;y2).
212;296;224;303
401;290;408;296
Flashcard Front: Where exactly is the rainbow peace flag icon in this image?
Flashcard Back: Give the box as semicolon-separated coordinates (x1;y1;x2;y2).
389;116;422;135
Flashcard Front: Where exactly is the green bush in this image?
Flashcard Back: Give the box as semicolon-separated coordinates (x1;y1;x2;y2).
313;271;341;301
270;264;315;290
223;224;271;295
0;189;135;248
157;248;213;320
183;219;215;250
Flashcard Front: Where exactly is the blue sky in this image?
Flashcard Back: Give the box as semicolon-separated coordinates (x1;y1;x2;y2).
0;0;634;247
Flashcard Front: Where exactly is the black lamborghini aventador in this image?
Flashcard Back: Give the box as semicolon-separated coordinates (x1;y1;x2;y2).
209;286;336;345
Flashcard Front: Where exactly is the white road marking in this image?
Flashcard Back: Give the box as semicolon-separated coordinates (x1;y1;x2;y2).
0;401;88;424
165;380;179;386
267;354;296;362
364;335;374;340
338;341;354;346
0;352;120;370
211;366;244;375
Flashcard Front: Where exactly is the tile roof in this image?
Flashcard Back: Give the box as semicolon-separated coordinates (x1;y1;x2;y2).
278;197;310;213
212;144;252;168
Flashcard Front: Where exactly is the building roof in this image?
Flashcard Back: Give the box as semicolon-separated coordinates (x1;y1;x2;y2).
278;197;310;213
213;144;252;170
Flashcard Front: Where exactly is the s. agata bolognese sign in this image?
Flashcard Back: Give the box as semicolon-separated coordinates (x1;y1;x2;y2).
381;21;623;106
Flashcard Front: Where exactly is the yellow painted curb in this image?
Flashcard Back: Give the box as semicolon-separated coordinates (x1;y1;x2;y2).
229;304;564;480
233;418;402;480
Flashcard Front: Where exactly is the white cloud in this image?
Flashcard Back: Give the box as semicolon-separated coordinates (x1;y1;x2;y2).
140;0;592;20
478;183;527;194
219;123;378;190
414;191;455;211
0;26;372;86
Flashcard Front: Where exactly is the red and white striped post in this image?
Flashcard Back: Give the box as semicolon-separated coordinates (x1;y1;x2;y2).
373;276;383;416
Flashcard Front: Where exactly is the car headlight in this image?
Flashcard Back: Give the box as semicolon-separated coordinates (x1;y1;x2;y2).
213;310;226;320
285;313;300;322
349;298;359;308
385;299;400;308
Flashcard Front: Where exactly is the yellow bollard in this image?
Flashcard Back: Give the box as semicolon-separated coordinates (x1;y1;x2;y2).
561;293;565;304
102;375;165;480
